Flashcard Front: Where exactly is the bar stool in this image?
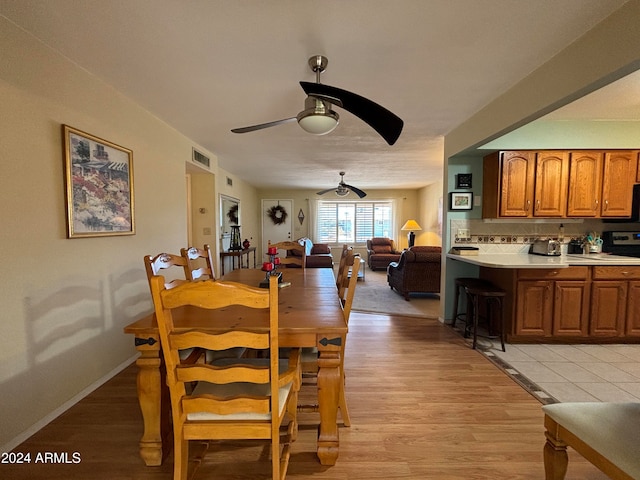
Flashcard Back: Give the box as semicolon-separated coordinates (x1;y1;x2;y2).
451;277;491;332
465;283;507;352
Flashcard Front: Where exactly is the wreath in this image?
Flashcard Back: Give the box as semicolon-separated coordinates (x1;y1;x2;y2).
227;204;238;224
267;205;288;225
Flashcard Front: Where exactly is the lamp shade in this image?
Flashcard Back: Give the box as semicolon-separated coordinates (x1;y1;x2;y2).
297;97;339;135
401;219;422;231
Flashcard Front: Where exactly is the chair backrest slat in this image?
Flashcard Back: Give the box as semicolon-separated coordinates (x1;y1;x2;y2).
181;244;216;281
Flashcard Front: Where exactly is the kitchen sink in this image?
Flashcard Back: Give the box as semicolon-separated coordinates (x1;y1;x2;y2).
566;253;621;261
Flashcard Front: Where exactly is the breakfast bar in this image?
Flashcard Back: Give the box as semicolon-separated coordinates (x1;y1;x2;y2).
448;252;640;342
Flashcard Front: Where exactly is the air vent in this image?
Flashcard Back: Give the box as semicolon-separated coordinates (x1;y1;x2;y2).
192;148;210;168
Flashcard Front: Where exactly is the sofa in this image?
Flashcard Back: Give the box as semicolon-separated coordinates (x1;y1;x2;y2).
366;237;401;271
287;237;333;268
387;246;442;300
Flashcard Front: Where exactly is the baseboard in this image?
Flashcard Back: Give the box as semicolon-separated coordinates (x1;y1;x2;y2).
1;354;139;453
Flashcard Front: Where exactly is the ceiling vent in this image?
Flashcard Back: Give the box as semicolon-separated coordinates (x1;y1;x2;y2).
192;148;210;168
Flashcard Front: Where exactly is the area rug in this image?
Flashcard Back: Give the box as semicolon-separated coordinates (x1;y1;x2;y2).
348;267;441;319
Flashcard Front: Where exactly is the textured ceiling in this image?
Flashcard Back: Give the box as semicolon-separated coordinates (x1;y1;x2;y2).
0;0;632;191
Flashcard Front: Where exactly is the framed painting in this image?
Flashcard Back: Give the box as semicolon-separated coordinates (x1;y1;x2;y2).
449;191;473;211
63;125;135;238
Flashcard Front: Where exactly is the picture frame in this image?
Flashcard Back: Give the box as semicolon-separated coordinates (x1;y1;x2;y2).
455;173;472;189
63;125;135;238
449;191;473;211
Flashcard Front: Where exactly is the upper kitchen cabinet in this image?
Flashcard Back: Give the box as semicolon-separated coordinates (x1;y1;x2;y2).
484;150;638;219
567;150;638;217
483;151;568;218
566;151;603;217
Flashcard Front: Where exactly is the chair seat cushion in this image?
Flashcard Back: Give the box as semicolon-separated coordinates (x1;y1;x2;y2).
542;402;640;478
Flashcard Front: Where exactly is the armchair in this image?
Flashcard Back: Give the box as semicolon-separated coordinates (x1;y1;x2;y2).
366;237;401;271
387;246;442;300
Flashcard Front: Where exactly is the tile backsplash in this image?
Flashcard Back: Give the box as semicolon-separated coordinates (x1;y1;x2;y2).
450;219;609;254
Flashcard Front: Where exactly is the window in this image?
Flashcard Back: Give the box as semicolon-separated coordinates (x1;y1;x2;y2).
316;200;393;243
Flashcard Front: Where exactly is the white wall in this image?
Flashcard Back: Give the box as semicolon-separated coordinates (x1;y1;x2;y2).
0;17;234;449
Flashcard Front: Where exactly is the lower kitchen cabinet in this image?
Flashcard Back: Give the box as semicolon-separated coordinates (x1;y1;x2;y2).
590;281;627;336
480;265;640;341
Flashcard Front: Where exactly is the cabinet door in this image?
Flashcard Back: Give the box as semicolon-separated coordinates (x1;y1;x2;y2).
553;281;589;336
534;151;569;217
567;151;603;217
601;151;637;217
516;280;552;336
500;151;535;217
626;281;640;336
590;281;626;336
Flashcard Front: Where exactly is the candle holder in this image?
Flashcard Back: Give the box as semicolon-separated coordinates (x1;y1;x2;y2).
259;251;283;288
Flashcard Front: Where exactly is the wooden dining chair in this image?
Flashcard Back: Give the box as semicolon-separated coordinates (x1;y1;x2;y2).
268;240;306;269
181;244;216;281
144;251;242;364
144;252;203;364
149;274;301;480
299;254;361;427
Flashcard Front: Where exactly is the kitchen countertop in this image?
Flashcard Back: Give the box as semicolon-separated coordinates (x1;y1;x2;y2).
446;252;640;269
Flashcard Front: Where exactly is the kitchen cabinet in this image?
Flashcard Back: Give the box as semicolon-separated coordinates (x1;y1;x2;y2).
484;150;638;219
592;266;640;337
483;150;568;218
601;151;638;217
566;151;603;217
566;150;637;217
515;268;589;338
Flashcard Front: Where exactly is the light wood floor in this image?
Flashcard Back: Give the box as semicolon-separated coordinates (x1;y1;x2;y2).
2;313;609;479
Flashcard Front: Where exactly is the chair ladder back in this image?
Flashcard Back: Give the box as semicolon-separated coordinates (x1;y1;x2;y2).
340;255;361;324
144;252;190;289
268;240;306;269
335;244;351;290
148;273;300;480
181;244;216;281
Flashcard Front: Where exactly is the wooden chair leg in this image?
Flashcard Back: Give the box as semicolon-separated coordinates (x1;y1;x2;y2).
543;429;569;480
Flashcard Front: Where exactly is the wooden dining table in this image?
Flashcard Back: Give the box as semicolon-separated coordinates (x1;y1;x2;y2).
123;267;346;467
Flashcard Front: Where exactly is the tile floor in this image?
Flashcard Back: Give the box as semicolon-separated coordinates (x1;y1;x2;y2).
483;341;640;404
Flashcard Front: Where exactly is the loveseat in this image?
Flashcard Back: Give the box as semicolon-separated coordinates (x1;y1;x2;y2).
387;246;441;300
366;237;401;271
287;237;333;268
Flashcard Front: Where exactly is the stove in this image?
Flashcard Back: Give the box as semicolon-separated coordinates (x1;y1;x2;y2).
602;231;640;258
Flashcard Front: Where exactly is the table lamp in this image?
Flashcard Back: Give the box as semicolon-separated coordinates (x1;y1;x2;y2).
401;219;422;248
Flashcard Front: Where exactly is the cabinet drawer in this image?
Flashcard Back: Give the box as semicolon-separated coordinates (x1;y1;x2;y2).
592;266;640;280
517;267;589;280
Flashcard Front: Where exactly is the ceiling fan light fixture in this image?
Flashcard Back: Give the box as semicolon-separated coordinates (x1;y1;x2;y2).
297;98;339;135
335;188;350;197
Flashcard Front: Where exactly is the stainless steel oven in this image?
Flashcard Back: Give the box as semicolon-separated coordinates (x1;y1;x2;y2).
602;231;640;258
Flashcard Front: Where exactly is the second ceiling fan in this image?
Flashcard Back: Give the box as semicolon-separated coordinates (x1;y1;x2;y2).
317;172;366;198
231;55;404;145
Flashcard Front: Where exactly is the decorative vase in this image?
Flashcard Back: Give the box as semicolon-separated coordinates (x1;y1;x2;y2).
242;238;250;249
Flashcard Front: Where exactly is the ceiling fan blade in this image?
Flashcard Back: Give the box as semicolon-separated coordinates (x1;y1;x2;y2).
231;116;297;133
300;81;404;145
316;187;336;195
343;183;367;198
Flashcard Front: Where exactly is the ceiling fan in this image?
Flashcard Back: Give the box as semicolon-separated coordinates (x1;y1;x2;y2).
231;55;404;145
317;171;367;198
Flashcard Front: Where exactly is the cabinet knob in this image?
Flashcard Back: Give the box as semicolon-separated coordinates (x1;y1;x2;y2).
550;270;558;276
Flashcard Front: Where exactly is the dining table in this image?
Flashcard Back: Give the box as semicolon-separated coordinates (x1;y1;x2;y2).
123;267;346;467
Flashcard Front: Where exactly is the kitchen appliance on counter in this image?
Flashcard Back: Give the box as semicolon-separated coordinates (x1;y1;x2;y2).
529;239;561;256
602;231;640;258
